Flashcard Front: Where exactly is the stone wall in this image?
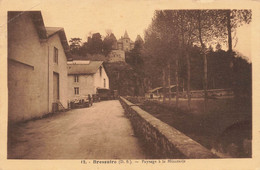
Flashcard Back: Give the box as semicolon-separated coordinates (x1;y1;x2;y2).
108;50;125;63
119;97;218;159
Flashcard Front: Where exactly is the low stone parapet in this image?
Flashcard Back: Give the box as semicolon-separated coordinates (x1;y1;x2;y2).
119;96;218;159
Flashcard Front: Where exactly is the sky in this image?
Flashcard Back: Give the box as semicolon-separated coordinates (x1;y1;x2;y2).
40;0;156;41
234;24;251;59
0;0;252;59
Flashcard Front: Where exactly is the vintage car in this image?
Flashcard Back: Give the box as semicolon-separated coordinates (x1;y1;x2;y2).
96;88;116;100
70;95;92;109
92;94;100;102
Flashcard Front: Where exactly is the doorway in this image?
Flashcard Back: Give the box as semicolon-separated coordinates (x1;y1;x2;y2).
53;72;59;102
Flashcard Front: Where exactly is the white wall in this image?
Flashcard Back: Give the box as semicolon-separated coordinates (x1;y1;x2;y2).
67;63;110;102
8;12;70;123
47;34;68;111
67;74;95;101
93;64;109;91
8;12;48;123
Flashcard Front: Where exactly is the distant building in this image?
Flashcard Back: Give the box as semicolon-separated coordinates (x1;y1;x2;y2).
105;33;118;50
107;50;125;63
117;31;135;52
67;60;109;101
8;11;70;123
107;31;143;63
135;34;144;44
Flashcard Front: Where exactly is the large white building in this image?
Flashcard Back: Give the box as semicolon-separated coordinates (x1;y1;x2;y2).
67;60;109;102
8;11;70;123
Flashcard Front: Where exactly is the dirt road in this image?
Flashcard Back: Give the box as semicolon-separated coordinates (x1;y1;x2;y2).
8;100;146;159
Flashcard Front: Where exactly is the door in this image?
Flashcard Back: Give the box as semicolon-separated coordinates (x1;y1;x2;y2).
53;72;59;102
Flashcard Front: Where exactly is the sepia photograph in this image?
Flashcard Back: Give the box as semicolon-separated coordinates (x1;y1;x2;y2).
1;0;260;169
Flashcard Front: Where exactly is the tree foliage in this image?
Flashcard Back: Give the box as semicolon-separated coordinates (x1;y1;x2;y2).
141;9;251;108
103;33;117;56
69;38;82;54
67;10;252;106
68;32;115;57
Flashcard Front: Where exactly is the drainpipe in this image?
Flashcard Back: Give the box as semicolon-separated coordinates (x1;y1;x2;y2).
47;45;49;113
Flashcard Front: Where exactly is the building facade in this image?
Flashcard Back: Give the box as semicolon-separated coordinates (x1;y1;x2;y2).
46;27;69;112
8;11;70;123
67;60;109;102
107;50;125;62
108;31;135;63
117;31;135;52
107;31;144;63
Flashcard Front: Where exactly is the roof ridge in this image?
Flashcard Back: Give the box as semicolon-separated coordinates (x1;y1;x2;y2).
67;60;103;75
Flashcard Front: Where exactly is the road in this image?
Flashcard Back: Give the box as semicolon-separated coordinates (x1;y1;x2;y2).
8;100;146;159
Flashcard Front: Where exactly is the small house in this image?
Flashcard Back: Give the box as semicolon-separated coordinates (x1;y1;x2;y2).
67;60;109;102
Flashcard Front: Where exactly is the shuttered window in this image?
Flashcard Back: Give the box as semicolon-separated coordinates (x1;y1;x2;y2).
74;87;79;95
54;47;58;64
74;75;79;82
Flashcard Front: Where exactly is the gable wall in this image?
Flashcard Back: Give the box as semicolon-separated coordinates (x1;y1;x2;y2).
93;64;109;91
8;12;48;123
47;34;68;111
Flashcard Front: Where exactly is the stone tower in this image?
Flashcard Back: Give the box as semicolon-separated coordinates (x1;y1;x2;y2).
117;31;134;52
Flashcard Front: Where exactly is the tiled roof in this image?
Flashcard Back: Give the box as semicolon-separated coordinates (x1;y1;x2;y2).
67;61;103;75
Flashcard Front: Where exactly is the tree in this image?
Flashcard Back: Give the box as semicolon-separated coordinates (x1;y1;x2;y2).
215;43;222;51
224;10;252;100
224;10;251;55
143;10;180;104
79;32;108;56
196;10;209;111
91;33;103;54
207;10;251;95
178;10;197;110
127;38;144;67
103;33;117;56
69;38;82;55
191;10;231;112
126;37;145;96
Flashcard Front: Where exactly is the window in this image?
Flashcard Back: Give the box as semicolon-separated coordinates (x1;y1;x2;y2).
99;66;102;77
104;78;106;88
54;47;58;64
74;87;79;95
74;75;79;82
